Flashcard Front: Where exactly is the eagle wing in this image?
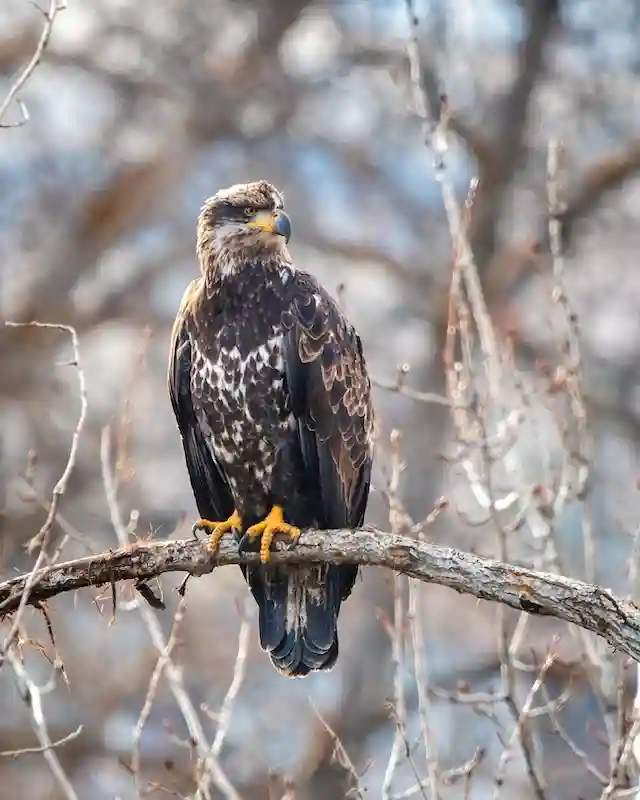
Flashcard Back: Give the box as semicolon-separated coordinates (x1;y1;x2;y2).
283;273;374;535
168;281;235;523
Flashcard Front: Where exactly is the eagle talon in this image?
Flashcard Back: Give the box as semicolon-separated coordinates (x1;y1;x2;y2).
193;511;242;554
237;532;256;555
243;505;300;564
286;537;300;552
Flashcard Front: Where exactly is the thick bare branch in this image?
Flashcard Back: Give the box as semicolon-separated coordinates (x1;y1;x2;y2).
1;529;640;663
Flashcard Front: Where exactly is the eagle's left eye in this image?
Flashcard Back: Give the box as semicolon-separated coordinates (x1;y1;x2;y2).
243;207;257;217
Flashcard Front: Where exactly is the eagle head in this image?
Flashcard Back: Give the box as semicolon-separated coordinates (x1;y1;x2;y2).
197;180;291;276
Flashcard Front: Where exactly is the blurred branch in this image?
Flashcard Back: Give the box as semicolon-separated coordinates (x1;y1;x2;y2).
310;701;364;800
0;30;40;72
100;425;238;800
398;0;559;277
2;322;87;663
381;433;411;799
558;138;640;247
408;54;495;172
405;6;501;400
5;645;79;800
209;611;251;759
481;136;640;394
0;0;65;128
468;0;559;270
0;723;83;759
130;597;185;792
300;233;423;289
2;530;640;662
493;137;640;300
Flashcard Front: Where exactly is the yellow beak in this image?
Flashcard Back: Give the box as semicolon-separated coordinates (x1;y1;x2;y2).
246;209;291;242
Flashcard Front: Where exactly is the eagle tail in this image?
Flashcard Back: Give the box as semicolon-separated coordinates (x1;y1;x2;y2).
245;565;355;677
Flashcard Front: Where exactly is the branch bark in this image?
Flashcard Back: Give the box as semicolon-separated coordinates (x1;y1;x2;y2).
1;528;639;662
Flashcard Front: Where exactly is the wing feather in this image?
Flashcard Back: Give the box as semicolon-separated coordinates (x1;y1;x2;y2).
282;276;373;610
283;275;374;533
168;281;234;522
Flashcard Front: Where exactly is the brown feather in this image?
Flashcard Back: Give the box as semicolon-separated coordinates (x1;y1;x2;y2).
168;180;374;677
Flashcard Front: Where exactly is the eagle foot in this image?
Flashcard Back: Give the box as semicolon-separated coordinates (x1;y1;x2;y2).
240;505;300;564
193;511;243;554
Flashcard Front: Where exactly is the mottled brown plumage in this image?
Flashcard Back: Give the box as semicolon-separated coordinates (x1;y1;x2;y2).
168;180;374;676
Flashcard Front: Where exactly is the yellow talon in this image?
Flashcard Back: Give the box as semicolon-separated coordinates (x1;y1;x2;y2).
244;505;300;564
193;510;242;554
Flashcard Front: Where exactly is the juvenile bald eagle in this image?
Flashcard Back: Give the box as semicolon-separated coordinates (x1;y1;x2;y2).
168;180;374;677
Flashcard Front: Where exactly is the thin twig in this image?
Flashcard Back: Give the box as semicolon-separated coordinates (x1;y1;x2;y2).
546;139;593;581
100;424;239;800
382;430;412;799
546;139;622;776
493;648;556;799
131;597;188;797
194;610;252;796
404;1;501;401
2;322;88;659
210;611;251;758
407;582;439;798
381;573;410;799
373;377;453;407
100;425;130;548
310;701;365;800
0;1;66;127
0;723;83;758
5;645;79;799
540;681;607;784
601;711;640;800
392;749;484;800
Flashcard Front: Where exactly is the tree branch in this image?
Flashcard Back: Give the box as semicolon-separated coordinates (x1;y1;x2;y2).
0;0;65;128
1;529;639;662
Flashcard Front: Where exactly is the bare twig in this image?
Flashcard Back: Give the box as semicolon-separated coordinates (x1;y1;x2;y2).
404;1;501;401
545;139;625;776
143;604;237;800
210;611;251;759
442;747;484;787
601;709;640;800
0;0;66;127
100;424;239;800
2;322;88;660
0;723;83;758
5;645;79;799
546;140;593;581
408;491;441;798
310;701;365;800
540;681;607;784
391;748;484;800
5;322;88;551
100;425;130;548
131;597;188;796
373;377;453;407
382;430;412;799
381;572;410;799
494;647;557;798
195;609;252;795
407;581;439;798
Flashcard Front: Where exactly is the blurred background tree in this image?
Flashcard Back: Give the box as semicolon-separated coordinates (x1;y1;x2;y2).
1;0;639;797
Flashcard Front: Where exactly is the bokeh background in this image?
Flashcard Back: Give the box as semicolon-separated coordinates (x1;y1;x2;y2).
1;0;640;798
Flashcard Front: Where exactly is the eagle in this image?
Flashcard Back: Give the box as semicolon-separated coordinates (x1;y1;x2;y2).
168;180;374;677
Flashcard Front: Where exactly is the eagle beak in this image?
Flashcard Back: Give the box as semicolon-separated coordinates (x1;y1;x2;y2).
246;209;291;243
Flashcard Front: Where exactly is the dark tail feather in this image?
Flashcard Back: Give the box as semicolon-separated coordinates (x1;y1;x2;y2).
244;564;355;677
